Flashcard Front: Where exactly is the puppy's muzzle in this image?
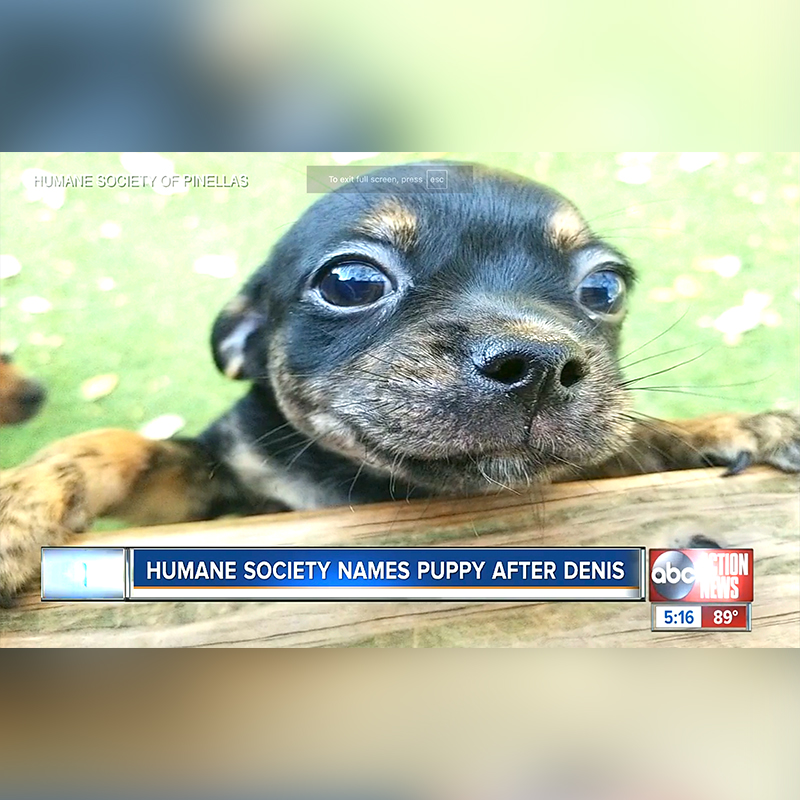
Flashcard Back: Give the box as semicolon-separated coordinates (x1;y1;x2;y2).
471;335;587;405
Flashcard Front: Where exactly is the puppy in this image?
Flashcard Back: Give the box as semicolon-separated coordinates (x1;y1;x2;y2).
0;351;46;426
1;162;798;597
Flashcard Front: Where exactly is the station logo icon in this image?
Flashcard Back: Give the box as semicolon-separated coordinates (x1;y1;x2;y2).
650;550;696;599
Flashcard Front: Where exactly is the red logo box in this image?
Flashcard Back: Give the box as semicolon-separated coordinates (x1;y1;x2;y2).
649;549;753;603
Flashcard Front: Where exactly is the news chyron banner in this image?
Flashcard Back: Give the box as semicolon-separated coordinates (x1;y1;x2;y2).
41;547;645;602
649;548;753;632
40;545;755;634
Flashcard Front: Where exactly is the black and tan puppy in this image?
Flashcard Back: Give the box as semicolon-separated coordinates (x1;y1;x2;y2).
1;162;798;597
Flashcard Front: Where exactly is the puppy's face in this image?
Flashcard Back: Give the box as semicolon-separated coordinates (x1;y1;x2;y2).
213;163;636;492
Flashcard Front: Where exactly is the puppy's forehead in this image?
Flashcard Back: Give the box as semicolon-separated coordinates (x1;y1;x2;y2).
546;204;592;252
352;197;418;252
336;168;591;257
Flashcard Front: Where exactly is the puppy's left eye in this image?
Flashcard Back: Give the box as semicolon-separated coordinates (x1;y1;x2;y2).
576;269;627;317
316;261;393;307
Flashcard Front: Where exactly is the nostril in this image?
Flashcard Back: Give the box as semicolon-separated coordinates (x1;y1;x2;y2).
558;358;586;388
480;355;529;385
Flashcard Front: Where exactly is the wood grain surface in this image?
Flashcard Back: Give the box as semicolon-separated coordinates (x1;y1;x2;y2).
1;466;798;647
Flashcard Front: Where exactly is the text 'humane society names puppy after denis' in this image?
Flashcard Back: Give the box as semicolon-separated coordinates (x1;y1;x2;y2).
141;558;622;583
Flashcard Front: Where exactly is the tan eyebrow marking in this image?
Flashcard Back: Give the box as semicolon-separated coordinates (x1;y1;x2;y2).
353;199;418;251
503;319;575;342
547;204;592;252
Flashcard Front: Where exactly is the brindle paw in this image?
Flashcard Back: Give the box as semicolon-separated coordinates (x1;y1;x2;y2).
696;411;800;476
0;456;90;596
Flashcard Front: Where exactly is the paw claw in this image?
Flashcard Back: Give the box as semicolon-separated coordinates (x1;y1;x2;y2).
686;534;723;549
722;450;753;477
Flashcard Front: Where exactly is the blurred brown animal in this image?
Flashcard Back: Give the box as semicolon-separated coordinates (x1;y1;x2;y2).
0;352;46;426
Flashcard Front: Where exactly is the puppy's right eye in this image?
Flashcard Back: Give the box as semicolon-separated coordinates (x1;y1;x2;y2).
576;268;627;317
316;261;393;308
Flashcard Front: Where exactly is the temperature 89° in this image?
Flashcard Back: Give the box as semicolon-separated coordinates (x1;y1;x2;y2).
714;609;739;625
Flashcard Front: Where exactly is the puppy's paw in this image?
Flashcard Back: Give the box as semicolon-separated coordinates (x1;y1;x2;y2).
0;456;90;598
691;410;800;476
684;534;723;549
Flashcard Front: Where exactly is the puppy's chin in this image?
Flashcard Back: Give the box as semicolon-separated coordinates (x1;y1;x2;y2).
355;448;568;495
351;425;635;494
335;400;634;493
274;401;634;494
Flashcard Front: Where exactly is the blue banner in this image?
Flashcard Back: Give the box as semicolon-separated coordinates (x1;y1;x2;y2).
126;547;644;601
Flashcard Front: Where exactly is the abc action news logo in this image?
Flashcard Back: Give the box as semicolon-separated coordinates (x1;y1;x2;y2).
649;549;753;603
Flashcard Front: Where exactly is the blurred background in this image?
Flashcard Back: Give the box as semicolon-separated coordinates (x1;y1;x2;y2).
1;650;799;798
0;0;399;151
1;151;798;469
1;0;800;152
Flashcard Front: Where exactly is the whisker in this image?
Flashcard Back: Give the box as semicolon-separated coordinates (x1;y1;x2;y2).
476;460;520;495
585;196;679;226
618;309;691;362
626;387;755;400
348;461;366;510
594;225;678;236
621;348;713;386
251;421;302;447
621;343;711;371
630;375;776;391
284;439;316;469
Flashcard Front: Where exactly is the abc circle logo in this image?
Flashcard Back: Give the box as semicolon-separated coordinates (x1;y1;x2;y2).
651;550;696;599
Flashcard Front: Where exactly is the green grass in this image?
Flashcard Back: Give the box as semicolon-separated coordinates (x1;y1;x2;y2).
1;152;798;471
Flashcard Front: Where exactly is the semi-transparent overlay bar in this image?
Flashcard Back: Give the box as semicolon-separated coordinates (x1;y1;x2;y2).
306;164;475;193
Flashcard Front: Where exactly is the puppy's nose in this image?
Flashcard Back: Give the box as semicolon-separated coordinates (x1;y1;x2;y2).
471;337;586;399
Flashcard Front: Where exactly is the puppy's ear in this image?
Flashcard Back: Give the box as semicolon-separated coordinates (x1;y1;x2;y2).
211;291;269;381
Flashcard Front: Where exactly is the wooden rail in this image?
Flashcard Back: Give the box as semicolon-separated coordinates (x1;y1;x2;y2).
1;467;798;647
